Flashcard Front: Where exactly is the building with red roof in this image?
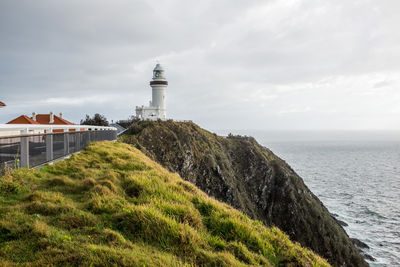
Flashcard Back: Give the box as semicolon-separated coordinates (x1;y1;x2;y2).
7;115;39;124
7;112;76;132
7;112;73;125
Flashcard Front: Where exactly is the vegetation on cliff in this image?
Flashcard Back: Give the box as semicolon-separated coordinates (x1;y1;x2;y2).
0;141;329;266
121;121;368;267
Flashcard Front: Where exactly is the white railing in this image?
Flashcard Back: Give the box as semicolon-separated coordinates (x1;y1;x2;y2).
0;124;116;135
0;124;118;169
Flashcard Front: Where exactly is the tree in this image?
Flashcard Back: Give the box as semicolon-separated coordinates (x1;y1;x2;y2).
80;113;109;126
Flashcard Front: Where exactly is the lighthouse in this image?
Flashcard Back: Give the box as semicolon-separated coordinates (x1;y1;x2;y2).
135;63;168;120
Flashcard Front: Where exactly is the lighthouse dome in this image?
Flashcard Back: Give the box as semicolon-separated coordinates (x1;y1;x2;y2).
154;63;164;71
153;63;166;80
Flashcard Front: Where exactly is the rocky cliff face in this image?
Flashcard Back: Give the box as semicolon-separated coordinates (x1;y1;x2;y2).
122;121;368;267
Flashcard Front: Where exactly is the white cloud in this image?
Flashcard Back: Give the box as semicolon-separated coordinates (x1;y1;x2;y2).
43;96;114;105
1;0;400;130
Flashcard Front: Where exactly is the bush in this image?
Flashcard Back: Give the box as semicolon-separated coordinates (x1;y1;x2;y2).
80;114;109;126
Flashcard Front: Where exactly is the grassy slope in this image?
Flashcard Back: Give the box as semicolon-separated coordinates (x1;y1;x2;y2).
121;121;369;267
0;141;330;266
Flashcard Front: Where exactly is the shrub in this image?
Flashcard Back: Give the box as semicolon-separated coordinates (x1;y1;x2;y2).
80;114;109;126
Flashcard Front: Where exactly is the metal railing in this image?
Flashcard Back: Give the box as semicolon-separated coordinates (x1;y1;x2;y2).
0;124;117;169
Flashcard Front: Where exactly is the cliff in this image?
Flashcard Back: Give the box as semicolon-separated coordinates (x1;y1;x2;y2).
0;141;329;266
121;120;368;267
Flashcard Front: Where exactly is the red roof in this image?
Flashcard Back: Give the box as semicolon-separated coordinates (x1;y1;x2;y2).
7;115;39;124
7;113;74;125
0;101;5;107
35;114;74;125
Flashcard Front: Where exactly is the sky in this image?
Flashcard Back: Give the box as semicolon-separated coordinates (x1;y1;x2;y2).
1;0;400;131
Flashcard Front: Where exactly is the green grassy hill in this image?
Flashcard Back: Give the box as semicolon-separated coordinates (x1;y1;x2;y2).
121;121;367;267
0;141;330;266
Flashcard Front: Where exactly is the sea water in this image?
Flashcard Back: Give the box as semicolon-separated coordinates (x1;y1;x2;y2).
218;130;400;266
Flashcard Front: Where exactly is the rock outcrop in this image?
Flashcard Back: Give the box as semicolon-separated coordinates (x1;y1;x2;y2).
122;121;368;267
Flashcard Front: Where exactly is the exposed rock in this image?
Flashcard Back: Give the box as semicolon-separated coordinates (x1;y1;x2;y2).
336;218;349;227
351;238;375;262
363;253;376;262
352;238;370;249
122;121;368;267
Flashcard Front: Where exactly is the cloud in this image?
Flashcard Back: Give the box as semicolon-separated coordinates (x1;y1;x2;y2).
278;106;313;115
42;96;114;105
1;0;400;130
373;80;392;88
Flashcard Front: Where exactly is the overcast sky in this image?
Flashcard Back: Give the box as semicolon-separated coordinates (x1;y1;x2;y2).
1;0;400;131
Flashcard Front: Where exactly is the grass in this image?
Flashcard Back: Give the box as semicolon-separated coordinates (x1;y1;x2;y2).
0;141;330;266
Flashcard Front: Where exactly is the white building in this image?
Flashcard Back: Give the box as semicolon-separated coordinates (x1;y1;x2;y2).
135;63;168;120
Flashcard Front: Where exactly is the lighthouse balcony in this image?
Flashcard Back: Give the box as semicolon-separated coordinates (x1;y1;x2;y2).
150;80;168;86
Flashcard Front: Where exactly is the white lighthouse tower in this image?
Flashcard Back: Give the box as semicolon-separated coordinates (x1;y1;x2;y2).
135;63;168;120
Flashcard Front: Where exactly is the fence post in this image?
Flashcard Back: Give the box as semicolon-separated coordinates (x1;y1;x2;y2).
64;129;69;155
20;129;29;168
46;129;54;162
75;128;80;151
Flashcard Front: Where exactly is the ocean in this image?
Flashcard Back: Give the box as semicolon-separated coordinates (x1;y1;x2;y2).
218;130;400;266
